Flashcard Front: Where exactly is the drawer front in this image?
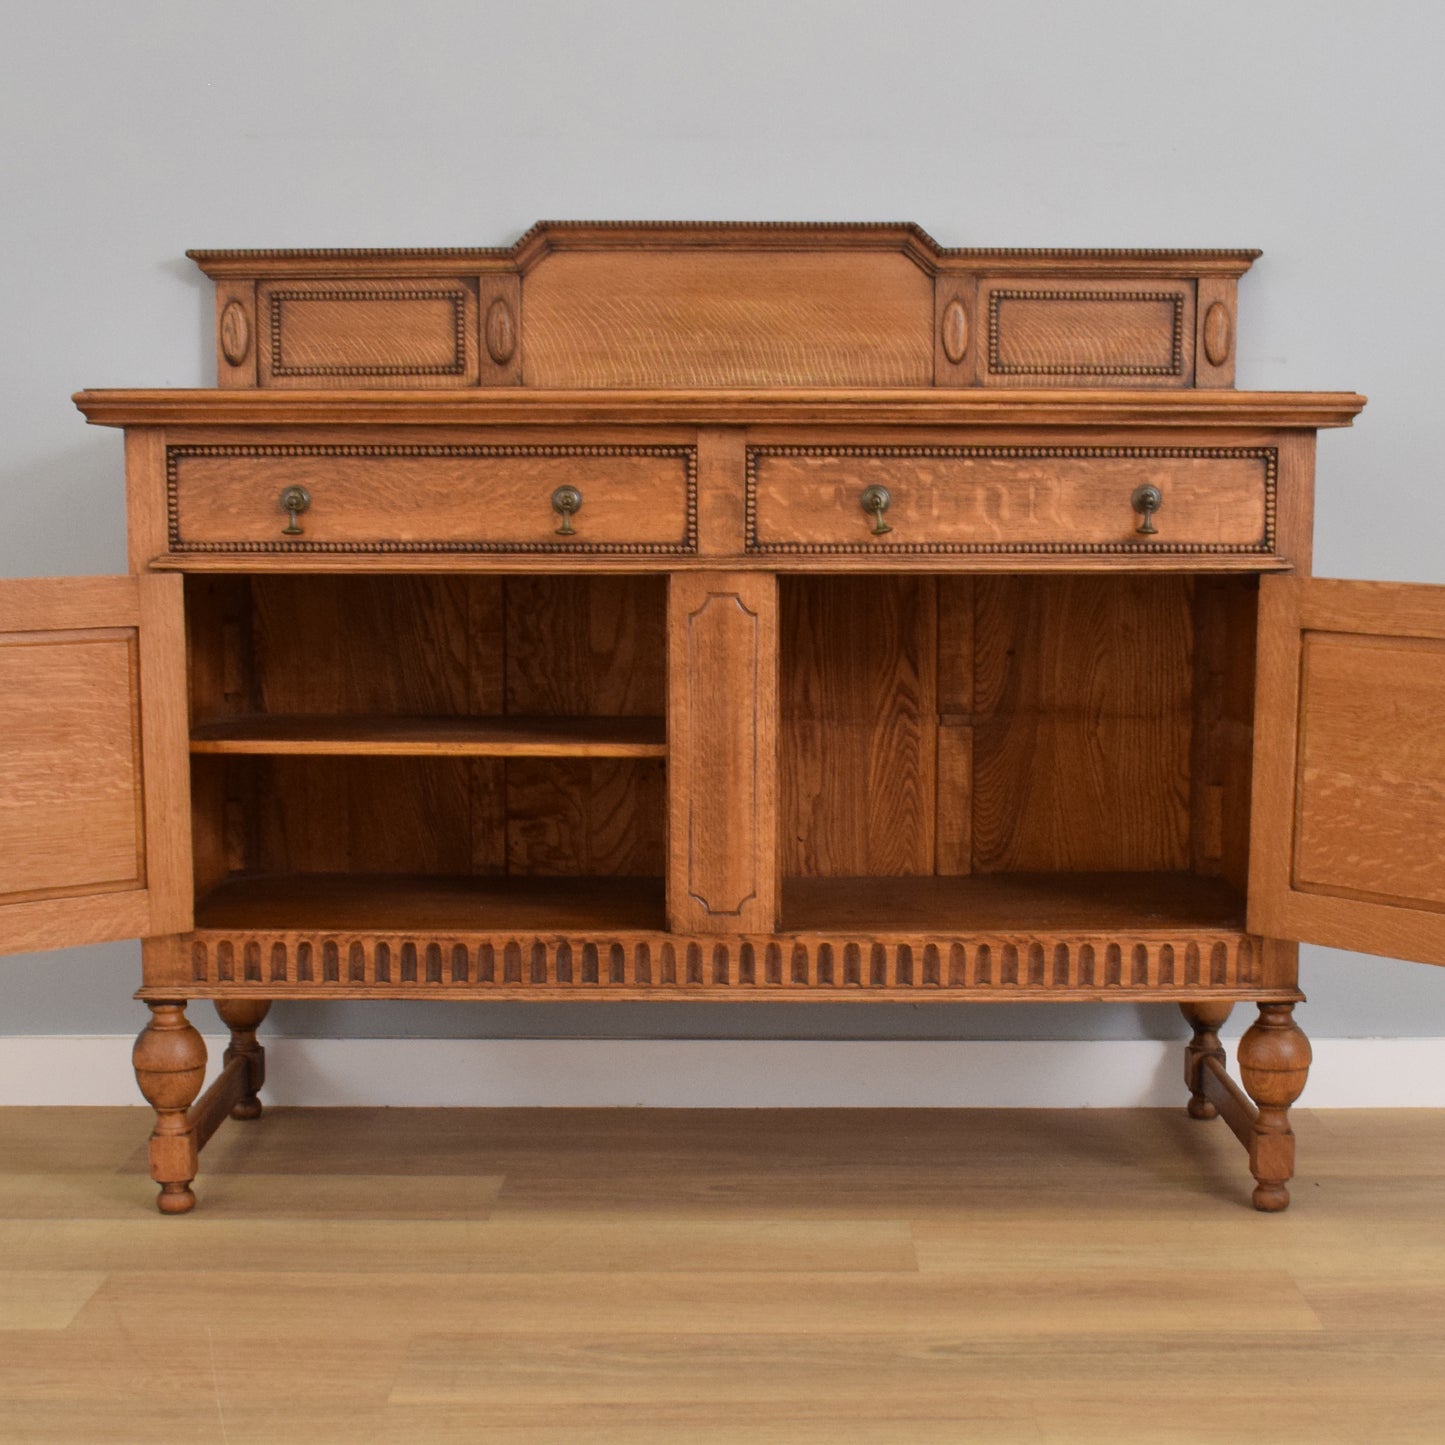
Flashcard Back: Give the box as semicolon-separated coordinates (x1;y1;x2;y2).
747;445;1276;556
166;443;697;555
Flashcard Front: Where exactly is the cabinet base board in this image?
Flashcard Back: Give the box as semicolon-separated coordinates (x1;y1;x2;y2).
147;928;1278;999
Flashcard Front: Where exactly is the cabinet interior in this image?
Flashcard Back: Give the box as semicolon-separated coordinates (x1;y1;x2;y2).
183;571;1259;937
777;573;1259;934
184;574;668;929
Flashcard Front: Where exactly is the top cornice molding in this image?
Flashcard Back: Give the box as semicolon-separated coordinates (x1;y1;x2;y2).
188;221;1262;279
72;388;1364;430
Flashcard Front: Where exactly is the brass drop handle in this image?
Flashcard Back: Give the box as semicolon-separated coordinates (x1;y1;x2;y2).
552;485;582;536
860;484;893;536
279;485;311;536
1132;484;1162;536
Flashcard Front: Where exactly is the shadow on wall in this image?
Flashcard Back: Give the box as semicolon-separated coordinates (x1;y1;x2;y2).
260;998;1178;1041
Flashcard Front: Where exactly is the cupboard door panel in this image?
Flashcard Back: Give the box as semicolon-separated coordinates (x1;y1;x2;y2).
1249;576;1445;965
0;576;190;955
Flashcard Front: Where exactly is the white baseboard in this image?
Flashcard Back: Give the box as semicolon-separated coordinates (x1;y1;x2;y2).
0;1035;1442;1107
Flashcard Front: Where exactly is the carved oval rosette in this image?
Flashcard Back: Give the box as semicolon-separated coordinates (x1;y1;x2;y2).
485;296;517;366
940;297;970;364
1202;301;1233;367
219;299;251;367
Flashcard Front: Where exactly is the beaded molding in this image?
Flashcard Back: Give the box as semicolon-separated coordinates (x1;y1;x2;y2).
188;224;1260;265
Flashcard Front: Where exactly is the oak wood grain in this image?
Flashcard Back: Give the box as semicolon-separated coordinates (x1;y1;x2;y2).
73;387;1369;429
189;714;667;757
1249;577;1445;966
503;758;666;878
123;428;170;571
935;577;975;875
257;277;481;389
979;279;1196;388
971;576;1194;873
0;632;142;897
0;577;181;952
190;575;669;885
169;444;694;551
1195;276;1239;388
668;573;778;933
1293;635;1445;908
749;447;1271;553
1189;575;1258;890
503;575;667;878
194;874;666;932
782;872;1245;934
780;576;937;877
137;574;194;934
214;279;257;388
522;249;934;388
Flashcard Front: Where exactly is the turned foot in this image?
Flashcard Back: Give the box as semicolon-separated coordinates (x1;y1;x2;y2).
1238;1002;1312;1212
1180;1001;1234;1120
132;1001;206;1214
216;998;271;1120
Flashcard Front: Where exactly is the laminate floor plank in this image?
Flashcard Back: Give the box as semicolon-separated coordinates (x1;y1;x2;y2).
386;1330;1445;1410
368;1410;1046;1444
0;1215;913;1275
0;1105;149;1174
0;1170;505;1220
0;1271;106;1330
2;1106;1444;1442
912;1212;1445;1273
62;1265;1318;1340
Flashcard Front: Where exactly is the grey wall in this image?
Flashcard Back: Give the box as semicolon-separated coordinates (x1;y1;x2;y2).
2;0;1442;1044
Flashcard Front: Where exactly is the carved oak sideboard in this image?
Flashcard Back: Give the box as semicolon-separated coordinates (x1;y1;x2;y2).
2;222;1440;1214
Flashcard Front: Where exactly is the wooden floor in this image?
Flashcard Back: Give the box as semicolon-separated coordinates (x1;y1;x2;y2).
2;1107;1444;1443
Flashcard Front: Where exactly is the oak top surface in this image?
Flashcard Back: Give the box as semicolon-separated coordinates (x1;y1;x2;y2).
73;387;1367;428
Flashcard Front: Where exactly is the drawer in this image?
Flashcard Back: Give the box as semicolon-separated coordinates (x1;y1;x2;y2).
165;442;697;555
746;444;1277;557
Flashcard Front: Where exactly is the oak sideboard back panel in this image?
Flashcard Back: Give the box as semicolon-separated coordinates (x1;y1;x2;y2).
190;222;1255;391
2;223;1440;1216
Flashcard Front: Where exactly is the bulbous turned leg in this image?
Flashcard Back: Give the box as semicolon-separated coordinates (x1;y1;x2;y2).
216;998;271;1121
1238;1002;1312;1212
1181;1001;1234;1120
132;1001;206;1215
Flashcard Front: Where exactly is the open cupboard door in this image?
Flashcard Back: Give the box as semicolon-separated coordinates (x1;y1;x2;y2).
0;575;191;955
1249;576;1445;965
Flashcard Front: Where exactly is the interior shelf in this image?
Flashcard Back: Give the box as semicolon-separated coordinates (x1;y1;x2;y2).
190;714;667;758
194;874;668;933
192;872;1244;938
782;874;1247;934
